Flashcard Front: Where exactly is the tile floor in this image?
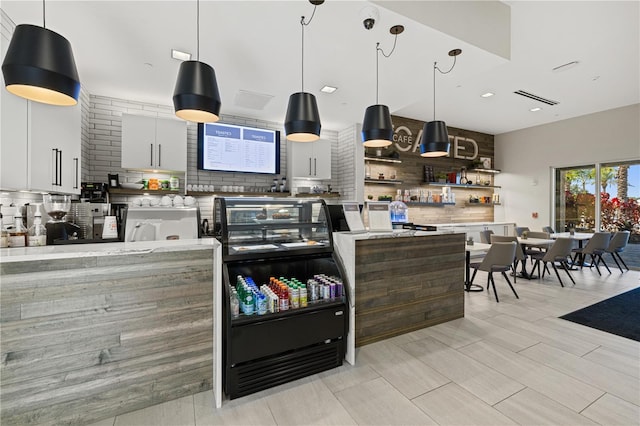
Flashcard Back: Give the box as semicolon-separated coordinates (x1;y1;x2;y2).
90;267;640;426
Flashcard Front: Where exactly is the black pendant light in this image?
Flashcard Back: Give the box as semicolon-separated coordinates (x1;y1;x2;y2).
173;0;221;123
362;25;404;148
2;0;80;106
285;0;324;142
420;49;462;158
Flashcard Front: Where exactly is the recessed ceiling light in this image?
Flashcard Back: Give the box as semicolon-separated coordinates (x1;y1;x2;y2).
481;92;494;98
320;85;337;94
530;107;542;112
171;49;191;61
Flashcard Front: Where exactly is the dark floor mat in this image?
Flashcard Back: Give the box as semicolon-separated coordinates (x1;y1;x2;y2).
560;287;640;342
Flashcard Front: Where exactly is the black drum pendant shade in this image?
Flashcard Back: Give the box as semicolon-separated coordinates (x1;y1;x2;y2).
285;92;321;142
420;121;450;157
173;60;221;123
2;24;80;106
362;104;393;147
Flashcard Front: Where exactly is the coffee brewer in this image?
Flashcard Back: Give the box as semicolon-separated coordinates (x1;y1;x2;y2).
42;195;80;244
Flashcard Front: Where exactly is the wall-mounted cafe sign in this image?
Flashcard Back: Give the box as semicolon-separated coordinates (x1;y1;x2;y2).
389;115;494;162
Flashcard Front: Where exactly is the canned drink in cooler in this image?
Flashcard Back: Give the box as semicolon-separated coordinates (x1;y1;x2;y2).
307;280;317;301
322;284;330;300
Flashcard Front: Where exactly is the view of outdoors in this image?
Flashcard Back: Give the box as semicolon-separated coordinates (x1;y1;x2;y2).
555;161;640;243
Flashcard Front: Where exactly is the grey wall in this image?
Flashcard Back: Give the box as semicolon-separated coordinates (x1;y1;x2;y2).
494;103;640;230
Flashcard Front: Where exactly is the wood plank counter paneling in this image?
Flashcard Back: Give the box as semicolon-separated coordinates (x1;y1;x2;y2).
0;247;214;425
353;234;464;346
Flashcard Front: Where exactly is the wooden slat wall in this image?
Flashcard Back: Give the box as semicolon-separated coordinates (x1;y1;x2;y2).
354;234;465;346
0;248;214;425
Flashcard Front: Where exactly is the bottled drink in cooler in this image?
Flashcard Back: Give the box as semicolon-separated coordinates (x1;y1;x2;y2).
230;289;240;318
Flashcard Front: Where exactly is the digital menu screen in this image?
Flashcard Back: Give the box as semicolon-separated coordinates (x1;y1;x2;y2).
198;123;280;174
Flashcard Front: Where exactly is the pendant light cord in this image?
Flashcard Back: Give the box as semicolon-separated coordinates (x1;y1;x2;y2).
300;4;319;93
375;32;400;105
433;54;458;121
42;0;46;28
196;0;200;61
375;43;380;104
433;62;437;121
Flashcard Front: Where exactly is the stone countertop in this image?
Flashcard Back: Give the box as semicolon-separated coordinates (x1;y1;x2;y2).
0;238;219;263
333;230;459;241
427;221;516;227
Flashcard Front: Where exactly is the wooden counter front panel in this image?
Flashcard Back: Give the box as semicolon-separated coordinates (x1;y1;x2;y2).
354;234;464;346
0;249;214;425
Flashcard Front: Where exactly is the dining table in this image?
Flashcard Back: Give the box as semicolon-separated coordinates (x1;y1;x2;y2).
516;236;556;279
465;242;492;292
550;232;594;266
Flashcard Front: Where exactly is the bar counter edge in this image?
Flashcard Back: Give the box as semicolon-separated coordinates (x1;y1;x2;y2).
0;239;224;425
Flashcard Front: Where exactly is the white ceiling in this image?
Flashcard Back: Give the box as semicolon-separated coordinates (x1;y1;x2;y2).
2;1;639;136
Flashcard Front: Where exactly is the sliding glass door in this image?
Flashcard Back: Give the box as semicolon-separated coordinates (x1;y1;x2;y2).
555;165;596;232
600;161;640;237
554;161;639;238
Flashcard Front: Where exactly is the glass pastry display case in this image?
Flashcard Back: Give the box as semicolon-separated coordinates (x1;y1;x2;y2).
213;197;332;261
213;197;348;400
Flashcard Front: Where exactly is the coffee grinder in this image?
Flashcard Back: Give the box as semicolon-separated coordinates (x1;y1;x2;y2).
42;194;80;244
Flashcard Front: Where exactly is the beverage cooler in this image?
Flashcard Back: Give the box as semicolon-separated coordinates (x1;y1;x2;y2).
213;197;348;399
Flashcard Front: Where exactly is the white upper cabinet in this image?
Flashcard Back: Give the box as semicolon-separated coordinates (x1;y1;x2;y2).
288;139;331;180
121;113;187;172
29;100;82;194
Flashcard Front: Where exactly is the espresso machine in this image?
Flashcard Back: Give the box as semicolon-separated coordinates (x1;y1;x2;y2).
42;195;81;245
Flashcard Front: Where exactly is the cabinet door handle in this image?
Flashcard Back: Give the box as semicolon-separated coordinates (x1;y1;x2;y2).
150;143;154;167
314;158;317;176
51;149;58;185
309;158;312;176
58;149;63;186
158;144;161;168
73;157;79;189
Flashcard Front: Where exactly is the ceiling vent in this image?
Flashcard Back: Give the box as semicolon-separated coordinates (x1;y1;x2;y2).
234;90;274;110
513;90;559;106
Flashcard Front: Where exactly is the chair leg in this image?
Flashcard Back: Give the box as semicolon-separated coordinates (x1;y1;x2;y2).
470;268;479;284
486;274;491;290
610;252;623;273
551;263;564;287
598;254;611;274
489;273;499;303
502;271;519;299
561;261;576;285
512;260;518;283
544;263;551;276
615;252;629;271
591;254;602;275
